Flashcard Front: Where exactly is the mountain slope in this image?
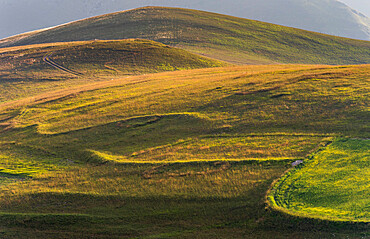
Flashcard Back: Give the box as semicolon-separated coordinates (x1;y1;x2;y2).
1;7;369;65
0;39;225;102
2;65;368;136
0;0;369;41
0;65;368;238
174;0;370;41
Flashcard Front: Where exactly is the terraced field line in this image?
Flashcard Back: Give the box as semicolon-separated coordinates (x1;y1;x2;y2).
43;52;83;76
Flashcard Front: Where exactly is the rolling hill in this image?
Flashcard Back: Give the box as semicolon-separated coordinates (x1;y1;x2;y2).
0;5;369;239
0;39;225;102
1;7;370;65
169;0;370;40
0;64;368;238
1;0;369;41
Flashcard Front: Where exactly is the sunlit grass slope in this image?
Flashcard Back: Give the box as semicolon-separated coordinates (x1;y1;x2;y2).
0;64;368;166
0;39;225;102
2;65;368;137
1;7;370;65
0;64;368;237
269;139;369;222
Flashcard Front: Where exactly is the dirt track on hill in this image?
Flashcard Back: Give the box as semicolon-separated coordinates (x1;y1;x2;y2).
43;53;83;76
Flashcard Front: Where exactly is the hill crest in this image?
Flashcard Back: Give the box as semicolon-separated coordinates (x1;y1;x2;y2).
0;0;369;40
0;7;369;65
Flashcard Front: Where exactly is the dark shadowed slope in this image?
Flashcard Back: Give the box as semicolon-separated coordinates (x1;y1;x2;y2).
1;7;369;65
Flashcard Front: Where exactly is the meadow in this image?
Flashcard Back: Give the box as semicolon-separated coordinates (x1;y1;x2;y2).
0;59;368;238
269;139;369;222
2;64;368;136
0;11;369;235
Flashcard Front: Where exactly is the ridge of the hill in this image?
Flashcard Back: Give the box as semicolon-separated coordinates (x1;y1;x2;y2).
1;7;369;65
0;0;369;41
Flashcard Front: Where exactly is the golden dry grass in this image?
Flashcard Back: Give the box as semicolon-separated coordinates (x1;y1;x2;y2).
0;62;368;238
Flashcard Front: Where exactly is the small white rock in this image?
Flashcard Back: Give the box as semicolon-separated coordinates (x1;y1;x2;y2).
291;160;303;167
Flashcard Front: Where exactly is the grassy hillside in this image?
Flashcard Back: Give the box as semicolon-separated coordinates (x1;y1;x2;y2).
0;39;225;102
2;65;368;136
0;8;368;236
0;64;368;237
269;139;369;222
1;7;370;65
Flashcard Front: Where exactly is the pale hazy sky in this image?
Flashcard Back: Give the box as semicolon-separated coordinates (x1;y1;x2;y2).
340;0;370;16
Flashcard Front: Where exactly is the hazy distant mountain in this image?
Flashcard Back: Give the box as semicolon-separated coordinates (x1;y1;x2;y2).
1;0;369;40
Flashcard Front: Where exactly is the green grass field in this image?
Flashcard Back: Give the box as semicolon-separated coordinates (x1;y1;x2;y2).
0;13;369;237
0;60;368;237
1;7;370;65
269;139;369;222
3;65;368;136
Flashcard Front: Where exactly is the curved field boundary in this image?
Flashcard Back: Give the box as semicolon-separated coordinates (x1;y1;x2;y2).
267;138;370;223
43;53;83;76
